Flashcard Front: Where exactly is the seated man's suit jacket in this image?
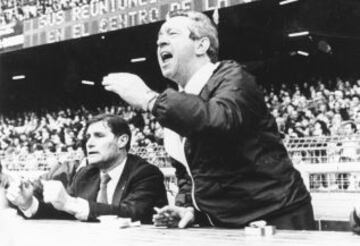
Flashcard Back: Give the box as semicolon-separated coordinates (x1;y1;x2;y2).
30;154;168;224
350;209;360;234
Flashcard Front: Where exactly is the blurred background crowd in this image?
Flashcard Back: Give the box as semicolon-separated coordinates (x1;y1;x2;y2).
0;76;360;172
0;103;166;171
265;77;360;138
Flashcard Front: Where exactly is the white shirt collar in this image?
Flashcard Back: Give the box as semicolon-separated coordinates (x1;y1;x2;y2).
100;157;127;202
182;62;219;95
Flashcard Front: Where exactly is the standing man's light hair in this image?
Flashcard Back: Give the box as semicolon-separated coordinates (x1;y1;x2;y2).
167;10;219;63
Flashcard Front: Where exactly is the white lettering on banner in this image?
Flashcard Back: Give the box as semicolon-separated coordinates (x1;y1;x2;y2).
81;5;91;19
47;28;64;43
73;0;144;21
139;0;146;5
99;0;110;14
0;35;23;49
99;18;108;33
90;1;100;17
72;5;92;21
0;27;14;36
72;7;82;21
97;7;159;33
118;14;129;29
74;0;110;19
128;11;138;26
115;0;158;9
139;0;151;5
170;0;191;12
0;23;15;37
0;35;22;49
117;0;127;10
149;7;159;22
72;23;90;39
109;0;116;12
39;11;65;29
109;16;119;31
99;14;129;33
129;0;138;8
138;9;148;24
183;0;192;10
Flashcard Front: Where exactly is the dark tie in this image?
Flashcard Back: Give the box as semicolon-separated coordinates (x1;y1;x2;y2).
97;173;111;204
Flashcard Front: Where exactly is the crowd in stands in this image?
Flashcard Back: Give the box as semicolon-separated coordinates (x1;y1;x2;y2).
263;77;360;139
0;104;165;171
1;76;360;191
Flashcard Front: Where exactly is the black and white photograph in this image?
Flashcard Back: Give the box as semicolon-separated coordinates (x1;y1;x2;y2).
1;0;360;245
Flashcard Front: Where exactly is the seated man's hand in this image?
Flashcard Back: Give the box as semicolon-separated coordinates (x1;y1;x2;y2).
153;206;195;229
0;173;12;188
6;179;34;210
43;180;89;220
42;180;71;211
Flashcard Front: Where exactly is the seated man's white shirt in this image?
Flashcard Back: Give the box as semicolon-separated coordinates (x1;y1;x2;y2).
101;157;127;203
22;157;127;220
21;197;39;218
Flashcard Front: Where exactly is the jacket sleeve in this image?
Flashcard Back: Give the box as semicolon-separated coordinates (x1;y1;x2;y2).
152;67;264;137
24;177;83;220
12;178;77;220
87;165;167;223
30;201;76;220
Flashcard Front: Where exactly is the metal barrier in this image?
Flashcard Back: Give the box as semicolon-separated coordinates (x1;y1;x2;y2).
286;135;360;192
3;135;360;193
285;135;360;164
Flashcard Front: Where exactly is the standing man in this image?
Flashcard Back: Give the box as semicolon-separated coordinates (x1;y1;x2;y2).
102;10;315;230
6;114;167;223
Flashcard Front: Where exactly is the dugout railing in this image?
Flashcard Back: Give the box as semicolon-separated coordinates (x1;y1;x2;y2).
3;135;360;193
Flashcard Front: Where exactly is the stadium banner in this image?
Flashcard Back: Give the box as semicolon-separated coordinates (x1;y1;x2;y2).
0;21;24;52
23;0;256;48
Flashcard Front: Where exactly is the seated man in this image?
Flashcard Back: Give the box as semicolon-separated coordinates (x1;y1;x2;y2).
0;162;10;188
6;114;168;223
0;162;11;209
350;206;360;234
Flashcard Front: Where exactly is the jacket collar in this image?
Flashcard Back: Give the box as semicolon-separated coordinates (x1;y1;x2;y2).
111;155;133;204
182;62;219;95
199;60;239;100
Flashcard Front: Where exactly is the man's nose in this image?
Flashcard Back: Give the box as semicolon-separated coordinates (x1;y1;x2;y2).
86;138;94;149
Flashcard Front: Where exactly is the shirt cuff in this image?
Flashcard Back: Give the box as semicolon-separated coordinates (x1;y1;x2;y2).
65;197;89;221
145;91;159;112
20;196;39;218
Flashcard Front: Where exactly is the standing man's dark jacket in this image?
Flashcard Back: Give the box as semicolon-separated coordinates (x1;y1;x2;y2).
30;154;168;224
152;60;313;228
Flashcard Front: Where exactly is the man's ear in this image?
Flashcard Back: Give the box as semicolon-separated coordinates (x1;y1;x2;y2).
195;37;210;56
117;134;129;150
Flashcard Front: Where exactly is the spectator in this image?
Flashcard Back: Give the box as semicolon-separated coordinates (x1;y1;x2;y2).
6;114;168;223
339;121;359;162
312;120;330;137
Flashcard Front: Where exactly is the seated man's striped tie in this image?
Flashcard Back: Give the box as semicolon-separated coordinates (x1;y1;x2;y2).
97;173;111;204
